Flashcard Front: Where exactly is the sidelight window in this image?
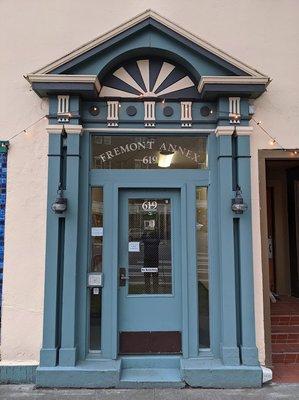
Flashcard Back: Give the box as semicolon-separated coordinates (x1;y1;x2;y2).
89;187;103;351
196;187;210;348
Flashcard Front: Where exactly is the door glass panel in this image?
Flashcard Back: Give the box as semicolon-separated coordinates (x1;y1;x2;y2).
196;187;210;348
128;198;172;295
92;135;207;169
89;187;103;351
89;290;101;350
91;188;103;272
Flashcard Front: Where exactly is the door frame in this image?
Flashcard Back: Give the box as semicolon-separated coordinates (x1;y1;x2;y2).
258;149;299;367
287;166;299;297
89;170;212;360
118;188;182;355
76;130;218;363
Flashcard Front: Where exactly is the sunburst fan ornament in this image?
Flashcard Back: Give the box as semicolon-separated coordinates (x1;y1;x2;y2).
100;59;198;99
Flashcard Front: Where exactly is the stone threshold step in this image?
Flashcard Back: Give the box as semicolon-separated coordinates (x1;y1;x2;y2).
118;368;184;388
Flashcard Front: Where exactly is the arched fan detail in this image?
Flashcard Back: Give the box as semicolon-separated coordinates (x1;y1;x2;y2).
100;59;199;99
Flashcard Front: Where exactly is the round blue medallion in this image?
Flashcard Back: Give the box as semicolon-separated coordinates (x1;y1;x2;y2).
126;105;137;116
163;106;174;117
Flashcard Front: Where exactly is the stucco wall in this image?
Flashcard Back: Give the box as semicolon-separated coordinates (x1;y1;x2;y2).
0;0;298;364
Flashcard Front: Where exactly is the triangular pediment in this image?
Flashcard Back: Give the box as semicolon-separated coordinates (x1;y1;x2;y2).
26;10;270;99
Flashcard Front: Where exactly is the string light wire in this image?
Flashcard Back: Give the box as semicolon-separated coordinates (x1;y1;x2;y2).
1;111;298;155
4;115;47;143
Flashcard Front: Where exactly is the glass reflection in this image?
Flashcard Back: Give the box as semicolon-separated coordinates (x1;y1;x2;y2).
128;198;172;295
92;135;207;169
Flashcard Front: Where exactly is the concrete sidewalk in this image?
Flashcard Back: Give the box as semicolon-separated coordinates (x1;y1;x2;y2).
0;384;299;400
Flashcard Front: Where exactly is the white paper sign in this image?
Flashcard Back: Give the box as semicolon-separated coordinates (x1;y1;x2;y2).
141;267;158;273
88;273;103;287
91;227;103;237
128;241;140;252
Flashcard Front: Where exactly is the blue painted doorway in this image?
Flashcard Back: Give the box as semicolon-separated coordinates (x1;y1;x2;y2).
118;189;182;354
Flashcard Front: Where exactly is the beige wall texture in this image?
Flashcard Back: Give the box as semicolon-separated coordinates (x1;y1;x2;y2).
0;0;298;364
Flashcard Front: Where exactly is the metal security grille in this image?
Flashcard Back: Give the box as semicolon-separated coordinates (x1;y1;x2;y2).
128;198;172;294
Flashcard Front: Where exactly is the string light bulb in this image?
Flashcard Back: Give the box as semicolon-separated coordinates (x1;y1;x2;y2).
257;121;262;125
269;139;276;146
162;99;165;104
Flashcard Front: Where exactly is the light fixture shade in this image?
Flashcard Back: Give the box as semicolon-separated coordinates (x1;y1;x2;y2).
158;150;175;168
51;185;67;214
231;185;248;214
51;197;67;214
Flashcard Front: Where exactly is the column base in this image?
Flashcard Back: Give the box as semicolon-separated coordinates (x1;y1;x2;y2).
58;347;77;367
221;346;240;365
36;360;121;388
40;348;58;367
181;358;262;388
240;346;259;366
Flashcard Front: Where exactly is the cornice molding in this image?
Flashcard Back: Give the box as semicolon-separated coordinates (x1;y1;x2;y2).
46;125;64;134
198;76;270;93
28;9;269;79
25;74;101;93
65;125;83;134
215;126;235;136
236;126;253;136
46;124;83;135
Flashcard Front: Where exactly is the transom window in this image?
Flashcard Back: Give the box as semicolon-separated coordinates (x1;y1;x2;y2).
91;135;207;169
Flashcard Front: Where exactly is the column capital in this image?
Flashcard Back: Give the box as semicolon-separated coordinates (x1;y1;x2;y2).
46;124;83;135
236;126;253;136
65;124;83;135
215;126;235;137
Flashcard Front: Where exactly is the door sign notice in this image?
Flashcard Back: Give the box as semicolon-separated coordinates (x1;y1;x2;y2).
141;267;158;273
128;241;140;252
91;227;103;237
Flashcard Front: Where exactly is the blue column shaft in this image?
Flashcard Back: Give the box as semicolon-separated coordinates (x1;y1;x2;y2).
217;134;240;365
59;133;81;366
40;133;62;367
237;135;259;366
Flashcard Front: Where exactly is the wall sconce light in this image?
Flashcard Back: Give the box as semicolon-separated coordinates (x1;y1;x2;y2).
158;150;175;168
51;183;67;214
231;185;248;214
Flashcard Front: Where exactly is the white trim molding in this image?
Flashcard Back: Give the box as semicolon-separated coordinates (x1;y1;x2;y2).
215;126;235;136
46;124;83;135
65;125;83;135
107;101;119;127
46;125;65;134
144;101;156;127
25;74;101;93
28;10;269;79
181;101;192;127
236;126;254;136
198;76;270;93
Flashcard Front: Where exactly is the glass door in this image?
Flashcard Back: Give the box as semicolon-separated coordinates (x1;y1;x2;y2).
118;189;182;354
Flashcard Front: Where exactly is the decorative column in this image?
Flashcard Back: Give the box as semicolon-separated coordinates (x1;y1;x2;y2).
58;125;82;367
235;126;259;366
216;126;240;366
40;127;64;367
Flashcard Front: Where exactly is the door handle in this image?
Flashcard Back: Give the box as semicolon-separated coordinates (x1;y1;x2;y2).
119;267;129;286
